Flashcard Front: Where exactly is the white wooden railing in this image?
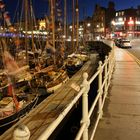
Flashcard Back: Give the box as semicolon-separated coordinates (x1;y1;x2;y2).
37;41;115;140
13;41;115;140
75;45;115;140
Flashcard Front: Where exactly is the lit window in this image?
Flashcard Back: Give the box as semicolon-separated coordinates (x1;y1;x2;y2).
116;13;118;16
118;18;123;21
128;20;134;25
69;25;72;29
87;23;91;27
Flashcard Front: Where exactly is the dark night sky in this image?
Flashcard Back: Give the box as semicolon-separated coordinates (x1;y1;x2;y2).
3;0;140;22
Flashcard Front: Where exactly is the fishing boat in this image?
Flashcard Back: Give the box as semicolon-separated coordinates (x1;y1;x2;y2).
65;55;83;75
0;50;38;128
0;79;38;128
0;0;39;128
31;65;69;95
29;0;69;96
65;0;89;75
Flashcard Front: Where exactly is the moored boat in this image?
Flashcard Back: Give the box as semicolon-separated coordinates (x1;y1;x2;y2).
0;70;38;128
65;51;89;75
0;45;38;128
31;65;69;95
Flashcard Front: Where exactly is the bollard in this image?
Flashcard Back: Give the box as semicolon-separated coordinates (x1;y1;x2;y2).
13;124;30;140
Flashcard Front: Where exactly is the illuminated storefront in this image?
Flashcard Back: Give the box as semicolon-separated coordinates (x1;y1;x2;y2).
111;7;140;38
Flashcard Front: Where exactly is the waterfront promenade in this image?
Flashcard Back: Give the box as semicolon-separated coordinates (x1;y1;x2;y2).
94;47;140;140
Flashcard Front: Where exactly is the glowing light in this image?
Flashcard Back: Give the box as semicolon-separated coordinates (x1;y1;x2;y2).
96;25;99;28
87;23;91;27
111;20;115;25
120;32;122;36
69;25;72;29
128;20;134;25
118;18;123;21
136;21;140;24
115;21;124;25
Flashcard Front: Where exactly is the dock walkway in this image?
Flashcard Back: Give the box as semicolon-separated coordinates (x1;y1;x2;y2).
94;47;140;140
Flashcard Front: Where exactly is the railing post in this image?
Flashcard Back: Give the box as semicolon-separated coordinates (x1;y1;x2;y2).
81;72;90;140
98;61;103;119
104;56;108;97
108;52;111;86
111;46;115;74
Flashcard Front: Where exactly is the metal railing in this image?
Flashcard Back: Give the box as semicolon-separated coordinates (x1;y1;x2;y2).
37;41;115;140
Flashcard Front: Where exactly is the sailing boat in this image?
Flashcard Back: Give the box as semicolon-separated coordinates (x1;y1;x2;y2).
0;1;38;128
0;39;38;128
65;0;89;75
30;0;69;95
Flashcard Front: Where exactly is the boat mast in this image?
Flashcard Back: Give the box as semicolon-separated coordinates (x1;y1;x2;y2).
24;0;29;64
64;0;67;50
51;0;56;64
30;0;35;53
72;0;75;53
76;0;79;52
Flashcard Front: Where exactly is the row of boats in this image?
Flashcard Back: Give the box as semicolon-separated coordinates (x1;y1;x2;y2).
0;0;90;133
0;44;89;130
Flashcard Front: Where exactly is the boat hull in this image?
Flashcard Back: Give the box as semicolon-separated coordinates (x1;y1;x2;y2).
0;95;38;128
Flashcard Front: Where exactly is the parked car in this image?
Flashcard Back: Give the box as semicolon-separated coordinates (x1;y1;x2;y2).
119;40;132;48
114;38;122;47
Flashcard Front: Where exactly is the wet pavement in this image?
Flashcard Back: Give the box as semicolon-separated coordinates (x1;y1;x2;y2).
94;47;140;140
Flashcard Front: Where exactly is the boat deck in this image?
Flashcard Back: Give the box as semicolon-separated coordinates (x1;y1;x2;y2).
0;53;98;140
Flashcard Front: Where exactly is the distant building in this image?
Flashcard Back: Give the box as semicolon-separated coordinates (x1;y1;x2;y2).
111;6;140;38
106;1;116;36
83;17;93;41
92;4;106;38
92;1;116;38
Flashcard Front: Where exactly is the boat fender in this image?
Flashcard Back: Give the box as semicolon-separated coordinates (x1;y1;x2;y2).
13;124;30;140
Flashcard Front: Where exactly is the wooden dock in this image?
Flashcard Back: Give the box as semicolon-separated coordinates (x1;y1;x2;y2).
0;53;98;140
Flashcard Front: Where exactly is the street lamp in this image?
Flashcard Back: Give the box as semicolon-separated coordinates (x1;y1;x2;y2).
87;23;91;27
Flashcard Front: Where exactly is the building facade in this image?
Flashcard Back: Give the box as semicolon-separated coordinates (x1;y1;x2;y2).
112;6;140;38
92;1;115;39
92;4;106;38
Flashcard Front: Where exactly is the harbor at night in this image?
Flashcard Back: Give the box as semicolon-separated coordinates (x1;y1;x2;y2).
0;0;140;140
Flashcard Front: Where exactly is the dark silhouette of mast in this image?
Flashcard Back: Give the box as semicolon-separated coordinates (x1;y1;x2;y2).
24;0;29;64
76;0;79;52
72;0;75;53
64;0;67;50
51;0;56;64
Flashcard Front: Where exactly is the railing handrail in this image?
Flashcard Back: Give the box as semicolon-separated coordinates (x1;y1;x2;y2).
14;40;115;140
76;41;115;140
